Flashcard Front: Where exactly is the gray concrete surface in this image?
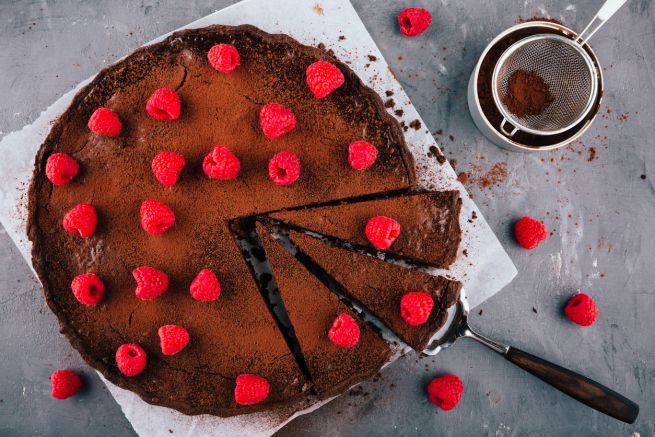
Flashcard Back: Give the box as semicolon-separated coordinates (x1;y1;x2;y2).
0;0;653;435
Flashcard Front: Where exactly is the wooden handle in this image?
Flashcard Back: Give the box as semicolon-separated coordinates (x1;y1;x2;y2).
506;347;639;423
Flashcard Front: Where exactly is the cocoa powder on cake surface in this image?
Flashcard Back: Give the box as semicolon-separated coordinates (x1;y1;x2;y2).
27;25;416;416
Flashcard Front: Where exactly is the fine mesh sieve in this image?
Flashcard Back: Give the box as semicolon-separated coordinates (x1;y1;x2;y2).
491;34;598;136
490;0;626;138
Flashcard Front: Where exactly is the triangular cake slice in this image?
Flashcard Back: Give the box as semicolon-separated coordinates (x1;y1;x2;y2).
256;223;392;399
268;191;462;268
286;229;462;351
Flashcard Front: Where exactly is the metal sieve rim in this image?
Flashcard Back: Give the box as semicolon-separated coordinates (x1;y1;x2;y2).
491;34;599;137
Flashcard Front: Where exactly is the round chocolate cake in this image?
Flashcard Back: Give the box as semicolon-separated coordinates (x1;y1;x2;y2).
27;25;420;416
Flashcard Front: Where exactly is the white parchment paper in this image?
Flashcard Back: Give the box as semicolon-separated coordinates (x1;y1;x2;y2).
0;0;517;435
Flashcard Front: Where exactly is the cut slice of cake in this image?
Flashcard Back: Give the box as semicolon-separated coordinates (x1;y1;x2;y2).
256;223;392;399
268;191;462;268
285;228;462;351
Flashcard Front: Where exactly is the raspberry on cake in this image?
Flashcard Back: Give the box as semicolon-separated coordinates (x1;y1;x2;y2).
306;61;345;99
234;374;270;406
51;369;82;400
62;203;97;238
158;325;190;355
260;103;296;139
88;107;121;137
71;273;105;305
132;266;168;300
427;374;464;411
190;269;221;302
46;153;79;186
398;8;432;37
365;215;401;250
208;43;240;73
328;313;361;348
152;152;185;186
269;151;300;185
146;88;181;121
400;292;434;326
348;141;377;170
203;145;241;180
140;199;175;235
116;344;147;377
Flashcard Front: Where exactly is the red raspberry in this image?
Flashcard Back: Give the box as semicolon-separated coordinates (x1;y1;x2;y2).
46;153;79;185
268;151;300;186
158;325;190;356
260;103;296;139
190;269;221;302
398;8;432;37
116;344;147;377
306;61;345;99
140;199;175;235
146;88;181;121
63;203;97;238
50;369;82;400
151;152;185;186
564;293;599;327
88;107;122;137
348;141;378;170
132;266;168;300
328;313;361;348
515;216;548;250
400;291;434;326
427;374;464;411
203;145;241;180
234;374;270;405
364;215;401;250
71;273;105;305
207;44;241;73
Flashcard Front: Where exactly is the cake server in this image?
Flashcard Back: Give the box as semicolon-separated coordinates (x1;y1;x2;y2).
423;289;639;423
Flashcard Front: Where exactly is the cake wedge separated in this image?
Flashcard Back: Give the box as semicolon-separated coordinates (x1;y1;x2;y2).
283;228;462;351
256;223;392;399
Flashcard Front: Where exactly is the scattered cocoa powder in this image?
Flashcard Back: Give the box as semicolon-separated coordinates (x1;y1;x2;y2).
385;90;394;97
384;98;395;108
368;54;377;62
502;70;554;118
429;146;446;164
587;147;597;161
457;172;469;184
450;159;458;170
409;119;421;130
394;109;404;116
641;174;647;180
478;162;508;188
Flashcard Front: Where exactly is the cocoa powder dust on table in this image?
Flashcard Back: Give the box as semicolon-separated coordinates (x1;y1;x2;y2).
501;70;554;118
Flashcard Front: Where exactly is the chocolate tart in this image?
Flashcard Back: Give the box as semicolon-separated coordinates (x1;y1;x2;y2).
286;229;462;351
256;223;391;399
27;24;416;416
268;191;462;268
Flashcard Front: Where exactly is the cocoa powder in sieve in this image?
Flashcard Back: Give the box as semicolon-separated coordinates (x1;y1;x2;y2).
502;70;554;118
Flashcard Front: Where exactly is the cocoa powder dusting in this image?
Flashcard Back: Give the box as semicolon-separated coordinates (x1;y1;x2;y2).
478;162;509;188
502;70;554;118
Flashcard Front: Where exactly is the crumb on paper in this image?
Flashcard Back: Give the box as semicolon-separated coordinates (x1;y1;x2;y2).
313;3;324;16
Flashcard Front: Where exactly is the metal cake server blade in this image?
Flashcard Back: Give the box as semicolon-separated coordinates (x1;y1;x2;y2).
423;289;639;424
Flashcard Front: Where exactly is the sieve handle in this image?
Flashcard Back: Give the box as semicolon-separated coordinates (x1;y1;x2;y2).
499;118;519;137
576;0;627;45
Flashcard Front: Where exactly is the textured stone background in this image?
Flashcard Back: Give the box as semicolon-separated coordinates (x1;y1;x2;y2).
0;1;653;436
